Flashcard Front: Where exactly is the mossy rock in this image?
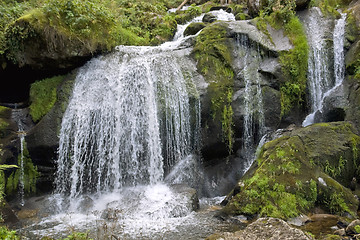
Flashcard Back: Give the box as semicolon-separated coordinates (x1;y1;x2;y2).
223;122;360;219
5;11;105;70
26;72;76;166
193;22;235;154
184;22;206;36
345;40;360;75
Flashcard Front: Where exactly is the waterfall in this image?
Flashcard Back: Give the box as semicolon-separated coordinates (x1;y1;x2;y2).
11;108;28;206
236;34;266;172
302;9;347;126
55;46;201;200
333;13;346;86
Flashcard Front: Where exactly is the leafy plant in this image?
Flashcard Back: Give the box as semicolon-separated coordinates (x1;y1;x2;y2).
0;226;20;240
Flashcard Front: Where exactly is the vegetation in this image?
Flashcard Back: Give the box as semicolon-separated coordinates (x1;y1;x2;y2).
255;0;309;116
5;141;39;196
29;75;64;122
224;122;360;218
193;22;235;153
0;226;20;240
0;0;196;63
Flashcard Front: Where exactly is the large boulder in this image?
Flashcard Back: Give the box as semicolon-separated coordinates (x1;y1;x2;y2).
223;122;360;219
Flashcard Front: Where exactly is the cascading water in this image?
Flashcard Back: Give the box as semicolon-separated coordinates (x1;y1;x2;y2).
236;34;266;172
55;45;200;202
333;13;347;86
302;9;347;126
18;10;241;240
11;108;28;207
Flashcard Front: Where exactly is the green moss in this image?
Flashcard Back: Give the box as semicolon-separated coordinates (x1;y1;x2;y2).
253;0;308;116
174;5;202;24
279;16;308;116
193;22;235;153
311;0;350;17
29;75;64;122
2;0;183;61
6;140;39;196
225;123;360;218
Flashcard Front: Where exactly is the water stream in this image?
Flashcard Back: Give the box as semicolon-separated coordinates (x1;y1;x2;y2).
235;34;266;173
11;108;28;207
302;10;347;126
17;10;241;239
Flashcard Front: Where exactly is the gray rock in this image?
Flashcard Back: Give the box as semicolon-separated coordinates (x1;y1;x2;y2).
228;21;293;54
207;217;314;239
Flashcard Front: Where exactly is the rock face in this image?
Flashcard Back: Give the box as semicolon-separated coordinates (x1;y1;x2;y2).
193;19;292;195
206;217;313;240
223;122;360;219
25;73;75;167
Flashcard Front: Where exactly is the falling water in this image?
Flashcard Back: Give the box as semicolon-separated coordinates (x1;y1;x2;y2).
18;10;243;239
11;108;28;206
236;34;266;172
302;9;347;126
55;46;201;201
333;13;347;86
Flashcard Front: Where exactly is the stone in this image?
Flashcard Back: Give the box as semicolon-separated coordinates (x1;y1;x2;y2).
202;13;217;23
223;122;360;218
333;228;346;236
184;22;206;36
16;209;38;219
287;215;311;227
345;219;360;235
228;21;293;54
206;217;313;240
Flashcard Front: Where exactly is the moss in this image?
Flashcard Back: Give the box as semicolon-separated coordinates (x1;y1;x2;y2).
253;0;308;116
29;75;64;123
6;140;39;196
193;22;235;153
173;5;202;24
224;122;360;219
2;0;184;61
311;0;350;17
278;16;308;116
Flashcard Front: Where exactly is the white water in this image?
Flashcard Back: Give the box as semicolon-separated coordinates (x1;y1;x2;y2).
11;109;27;206
236;34;266;172
18;10;240;240
302;10;347;126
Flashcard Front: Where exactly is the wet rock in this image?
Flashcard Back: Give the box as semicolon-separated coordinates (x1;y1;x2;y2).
26;73;75;170
206;217;313;239
287;215;311;227
17;209;38;219
228;21;293;54
171;184;199;211
202;13;217;23
184;22;206;36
